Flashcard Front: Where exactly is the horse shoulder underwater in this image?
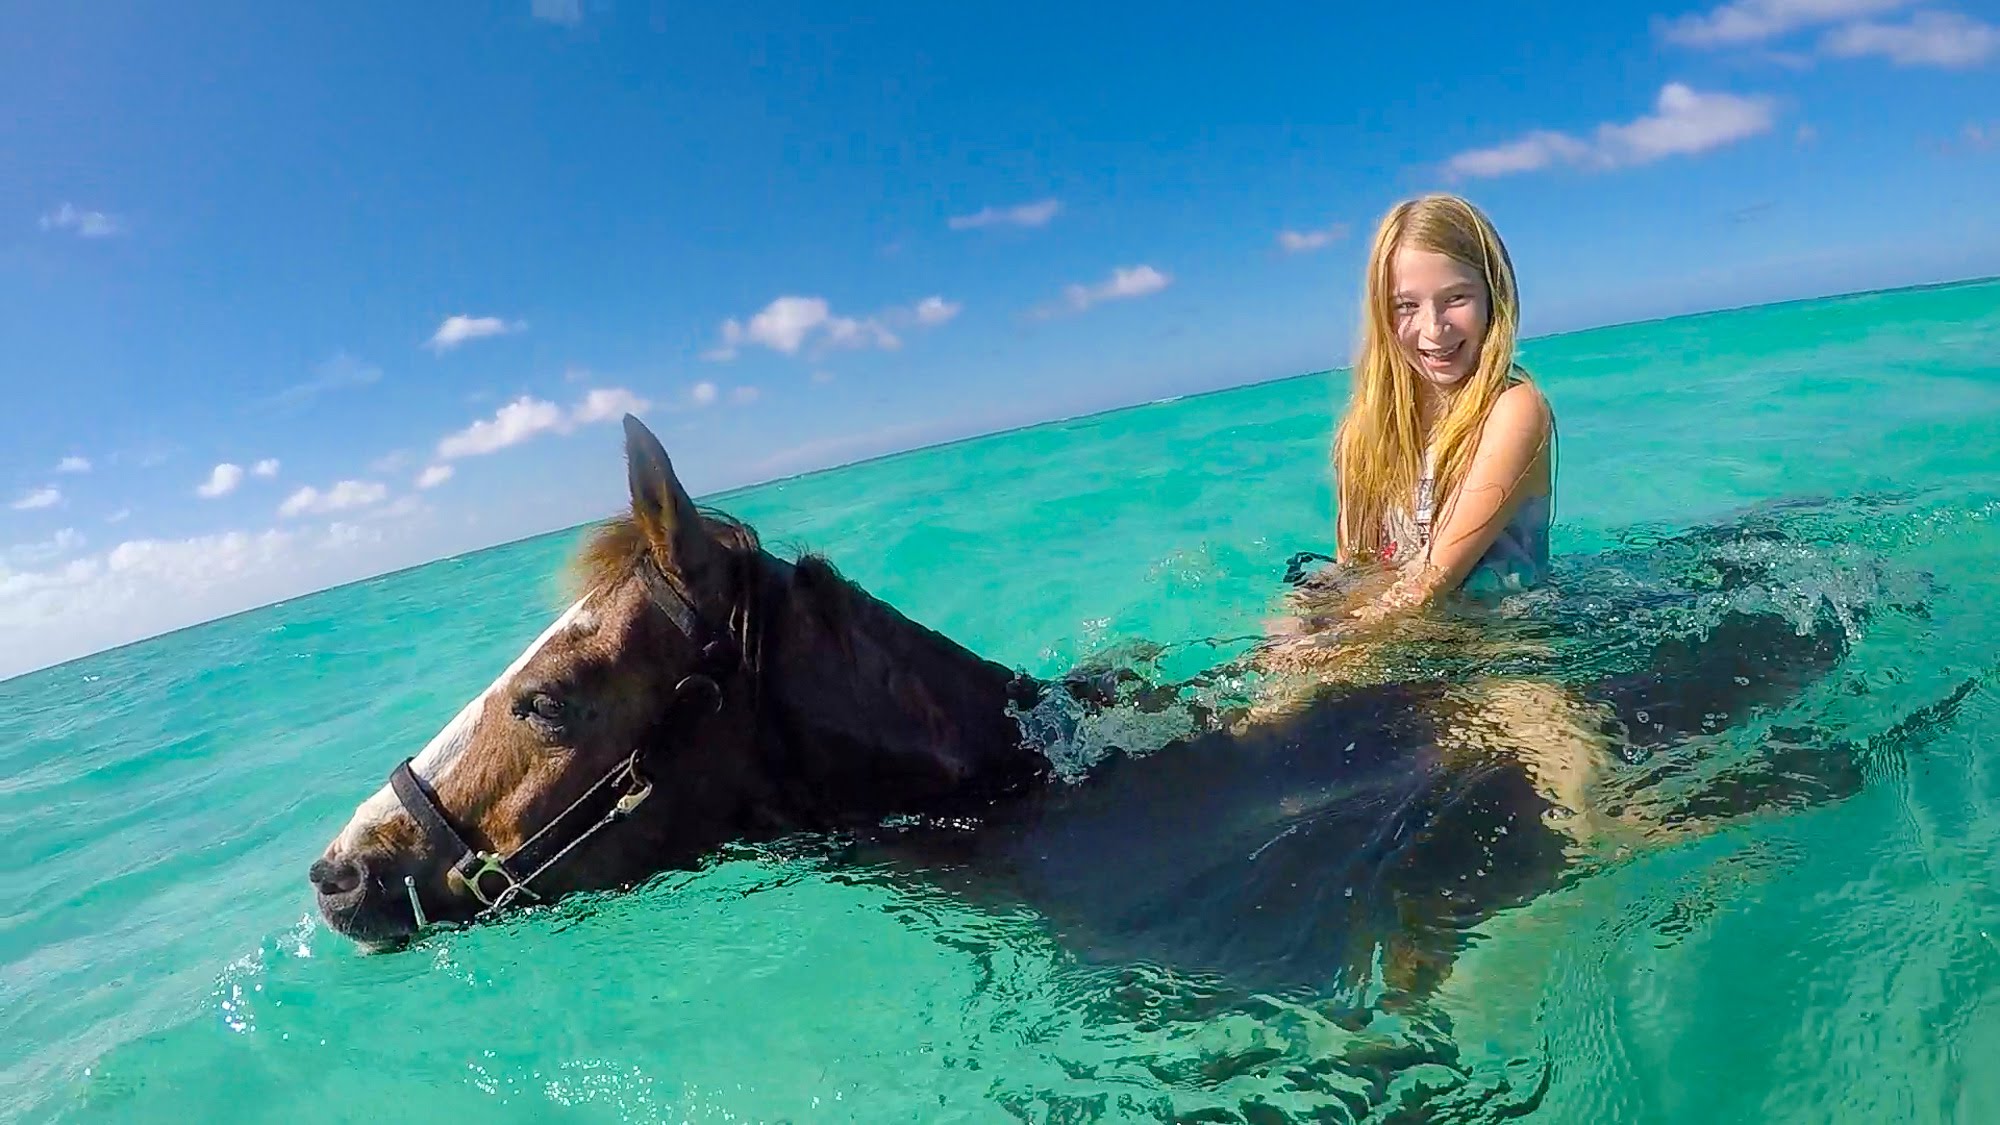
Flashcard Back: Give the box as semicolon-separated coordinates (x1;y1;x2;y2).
311;413;1869;1003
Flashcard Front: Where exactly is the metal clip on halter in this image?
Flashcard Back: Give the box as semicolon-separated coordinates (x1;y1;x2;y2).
404;875;429;929
614;775;654;816
461;850;544;913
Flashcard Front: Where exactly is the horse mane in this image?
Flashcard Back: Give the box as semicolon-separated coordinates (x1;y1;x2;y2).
567;509;987;677
568;511;858;634
567;509;764;600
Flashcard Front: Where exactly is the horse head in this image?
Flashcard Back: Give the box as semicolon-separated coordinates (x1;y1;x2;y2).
310;414;1047;947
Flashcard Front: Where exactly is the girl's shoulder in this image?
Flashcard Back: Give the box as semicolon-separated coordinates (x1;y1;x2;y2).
1487;376;1553;437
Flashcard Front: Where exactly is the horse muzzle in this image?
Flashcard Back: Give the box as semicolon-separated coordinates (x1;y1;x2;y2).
308;846;432;948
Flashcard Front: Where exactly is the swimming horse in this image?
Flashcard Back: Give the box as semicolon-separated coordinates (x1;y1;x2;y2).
311;414;1891;1001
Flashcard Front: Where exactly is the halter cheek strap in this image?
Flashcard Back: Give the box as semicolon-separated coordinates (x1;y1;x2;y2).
388;554;756;921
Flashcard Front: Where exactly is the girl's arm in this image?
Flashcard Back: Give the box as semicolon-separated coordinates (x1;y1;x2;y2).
1352;383;1552;622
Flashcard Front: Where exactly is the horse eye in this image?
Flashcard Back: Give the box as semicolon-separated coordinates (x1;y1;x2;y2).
516;691;567;727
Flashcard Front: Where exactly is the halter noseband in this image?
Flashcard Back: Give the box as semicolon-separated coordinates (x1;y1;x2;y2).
387;551;763;923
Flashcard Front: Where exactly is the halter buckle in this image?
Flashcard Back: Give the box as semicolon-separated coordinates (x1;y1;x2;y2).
614;776;654;816
461;850;541;912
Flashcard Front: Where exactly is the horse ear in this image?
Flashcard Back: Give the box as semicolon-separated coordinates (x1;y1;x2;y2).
623;414;719;581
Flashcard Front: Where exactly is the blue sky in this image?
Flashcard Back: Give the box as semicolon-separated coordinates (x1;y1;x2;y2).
3;0;1998;678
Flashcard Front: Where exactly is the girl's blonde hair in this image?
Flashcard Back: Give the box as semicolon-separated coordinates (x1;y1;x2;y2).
1333;193;1532;561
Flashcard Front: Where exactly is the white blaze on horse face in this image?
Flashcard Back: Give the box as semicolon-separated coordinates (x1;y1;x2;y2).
332;595;596;854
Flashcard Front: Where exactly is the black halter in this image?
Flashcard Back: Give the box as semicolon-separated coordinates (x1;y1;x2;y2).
388;551;763;921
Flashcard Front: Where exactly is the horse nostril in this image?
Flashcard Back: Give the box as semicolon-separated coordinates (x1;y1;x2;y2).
309;855;364;898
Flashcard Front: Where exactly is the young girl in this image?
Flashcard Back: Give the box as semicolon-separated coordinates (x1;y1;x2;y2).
1334;192;1554;618
1264;193;1555;668
1257;195;1619;859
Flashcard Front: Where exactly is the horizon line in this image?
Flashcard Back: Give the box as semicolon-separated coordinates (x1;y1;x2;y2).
7;270;1996;686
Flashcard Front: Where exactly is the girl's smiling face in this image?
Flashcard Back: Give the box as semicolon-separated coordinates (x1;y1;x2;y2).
1390;244;1489;389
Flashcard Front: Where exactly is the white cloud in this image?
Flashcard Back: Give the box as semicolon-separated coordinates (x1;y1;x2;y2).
1659;0;1912;46
703;298;816;359
731;386;763;405
108;532;306;580
913;296;962;326
39;203;124;238
1820;11;1999;66
1597;85;1777;162
1445;84;1776;179
426;314;527;353
690;381;720;407
1042;265;1174;317
252;458;280;478
3;528;84;569
105;508;131;525
12;487;61;511
1277;221;1350;254
570;386;652;424
750;299;841;353
703;294;964;361
433;386;649;461
56;456;91;474
437;396;567;459
531;0;582;24
277;479;388;518
196;463;246;499
811;370;836;385
1445;132;1592;178
416;464;455;490
703;296;902;361
823;316;901;351
259;353;383;413
0;521;409;681
947;198;1063;231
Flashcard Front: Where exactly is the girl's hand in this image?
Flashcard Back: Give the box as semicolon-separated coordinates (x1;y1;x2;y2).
1350;562;1443;622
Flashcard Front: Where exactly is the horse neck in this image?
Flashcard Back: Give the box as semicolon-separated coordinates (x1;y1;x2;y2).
757;556;1048;822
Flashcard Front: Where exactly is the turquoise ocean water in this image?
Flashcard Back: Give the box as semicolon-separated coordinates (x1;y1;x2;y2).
4;279;1998;1123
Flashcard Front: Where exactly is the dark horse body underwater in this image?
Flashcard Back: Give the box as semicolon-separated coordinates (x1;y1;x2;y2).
311;415;1886;1003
